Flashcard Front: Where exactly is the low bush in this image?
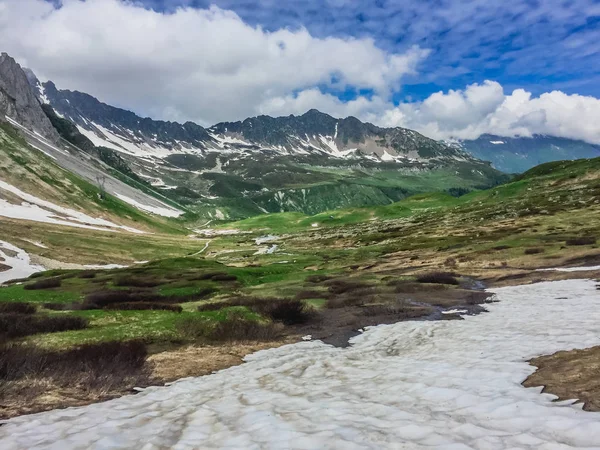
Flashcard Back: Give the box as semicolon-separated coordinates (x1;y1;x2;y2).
0;340;148;388
78;271;97;279
176;314;282;342
192;272;237;282
566;237;596;246
23;277;61;290
444;257;457;268
210;273;237;282
524;248;545;255
492;245;511;250
195;287;218;299
198;297;315;325
210;316;282;341
416;272;459;285
294;290;325;300
325;279;370;295
113;275;164;288
84;289;211;309
104;302;182;312
0;314;88;338
0;302;36;314
264;299;315;325
305;274;331;284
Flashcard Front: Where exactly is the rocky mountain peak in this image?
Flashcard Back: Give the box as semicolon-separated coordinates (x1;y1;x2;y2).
0;55;58;141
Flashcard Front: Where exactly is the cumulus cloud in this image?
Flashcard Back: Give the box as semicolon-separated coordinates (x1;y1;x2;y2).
260;81;600;145
1;0;599;145
0;0;427;125
388;83;600;144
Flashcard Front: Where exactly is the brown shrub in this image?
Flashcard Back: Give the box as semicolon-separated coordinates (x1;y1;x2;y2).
177;314;282;342
0;302;36;314
198;297;316;325
325;279;370;295
305;274;331;284
83;288;213;309
113;275;164;288
444;257;457;268
23;277;61;290
191;272;236;282
294;290;325;300
78;271;97;279
0;340;148;389
416;272;459;285
0;314;88;338
566;237;596;246
524;248;545;255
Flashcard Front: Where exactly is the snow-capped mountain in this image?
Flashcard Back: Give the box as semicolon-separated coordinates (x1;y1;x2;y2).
454;134;600;173
26;72;476;164
19;67;507;220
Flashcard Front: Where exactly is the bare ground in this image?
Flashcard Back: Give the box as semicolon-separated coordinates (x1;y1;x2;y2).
523;346;600;412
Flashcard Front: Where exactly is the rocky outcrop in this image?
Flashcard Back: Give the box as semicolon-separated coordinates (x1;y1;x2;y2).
0;52;59;141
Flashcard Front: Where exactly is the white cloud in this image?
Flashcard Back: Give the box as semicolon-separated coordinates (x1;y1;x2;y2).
261;81;600;145
388;82;600;144
1;0;599;145
0;0;427;125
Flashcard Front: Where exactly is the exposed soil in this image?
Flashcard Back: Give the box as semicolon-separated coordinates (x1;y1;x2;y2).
0;340;290;419
523;346;600;412
292;286;493;347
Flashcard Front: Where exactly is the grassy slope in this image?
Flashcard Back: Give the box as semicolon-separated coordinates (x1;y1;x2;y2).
0;122;185;234
2;157;599;351
147;151;508;220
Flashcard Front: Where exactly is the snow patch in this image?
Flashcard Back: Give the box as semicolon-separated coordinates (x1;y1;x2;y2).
490;140;505;144
2;280;600;448
536;265;600;272
0;241;45;284
0;180;144;233
114;193;183;218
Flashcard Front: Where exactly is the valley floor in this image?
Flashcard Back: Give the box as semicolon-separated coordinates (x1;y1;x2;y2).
1;278;600;449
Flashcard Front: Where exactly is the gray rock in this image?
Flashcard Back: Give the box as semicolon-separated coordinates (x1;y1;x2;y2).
0;52;59;142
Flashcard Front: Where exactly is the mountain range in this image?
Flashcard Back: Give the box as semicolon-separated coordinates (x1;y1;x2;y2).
1;51;597;221
19;65;506;219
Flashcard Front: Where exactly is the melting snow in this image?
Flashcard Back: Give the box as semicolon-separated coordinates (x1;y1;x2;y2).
490;141;505;145
254;235;280;245
1;279;600;448
537;265;600;272
0;180;144;233
0;241;44;284
114;193;183;218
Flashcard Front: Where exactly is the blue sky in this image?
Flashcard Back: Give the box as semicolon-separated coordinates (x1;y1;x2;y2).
139;0;600;101
3;0;600;143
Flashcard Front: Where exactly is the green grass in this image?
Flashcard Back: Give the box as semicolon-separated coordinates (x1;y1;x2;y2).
0;285;82;304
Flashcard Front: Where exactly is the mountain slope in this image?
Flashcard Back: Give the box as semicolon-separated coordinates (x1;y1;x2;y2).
25;72;506;219
455;134;600;173
0;121;184;234
30;74;476;163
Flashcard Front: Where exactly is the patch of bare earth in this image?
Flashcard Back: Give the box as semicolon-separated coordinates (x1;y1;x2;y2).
0;340;289;420
523;346;600;412
148;341;294;381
